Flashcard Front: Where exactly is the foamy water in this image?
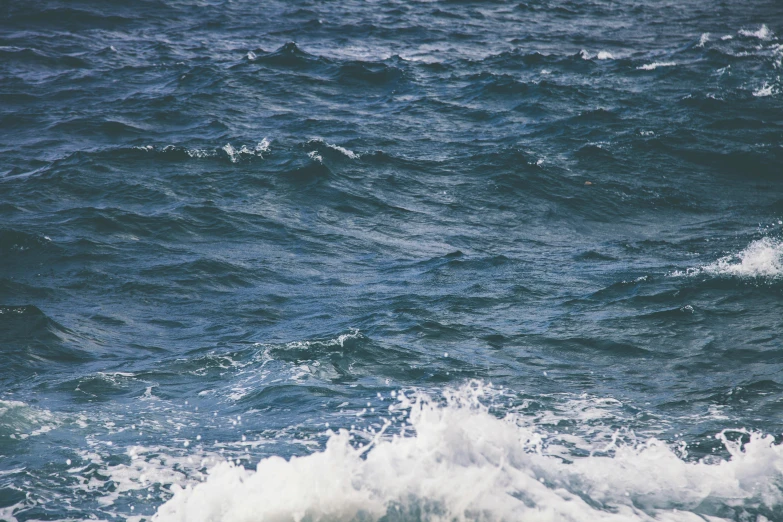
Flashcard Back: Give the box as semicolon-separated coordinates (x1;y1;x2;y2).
672;237;783;279
152;385;783;522
637;62;677;71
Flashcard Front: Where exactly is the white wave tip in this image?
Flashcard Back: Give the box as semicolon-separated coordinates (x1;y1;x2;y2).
753;83;776;97
677;237;783;279
739;24;773;40
637;62;677;71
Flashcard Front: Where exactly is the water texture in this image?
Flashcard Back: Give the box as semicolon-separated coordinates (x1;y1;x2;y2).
1;0;783;520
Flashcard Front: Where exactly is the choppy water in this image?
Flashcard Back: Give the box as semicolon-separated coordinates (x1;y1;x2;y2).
2;0;783;520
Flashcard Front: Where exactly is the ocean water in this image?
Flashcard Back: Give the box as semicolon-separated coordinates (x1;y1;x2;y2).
1;0;783;520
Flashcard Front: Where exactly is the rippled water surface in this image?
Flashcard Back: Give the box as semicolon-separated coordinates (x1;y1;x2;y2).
2;0;783;520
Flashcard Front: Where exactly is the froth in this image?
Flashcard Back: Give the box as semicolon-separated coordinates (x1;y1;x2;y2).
637;62;676;71
580;50;614;60
672;237;783;279
753;83;778;97
153;385;783;522
223;139;271;163
739;24;773;40
308;138;361;159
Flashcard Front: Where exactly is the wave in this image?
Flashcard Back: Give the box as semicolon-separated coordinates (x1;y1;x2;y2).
250;42;329;68
738;24;774;41
134;140;271;163
0;46;89;68
0;228;58;258
672;237;783;279
753;82;779;98
579;50;615;60
222;139;271;163
636;62;677;71
0;400;59;440
336;61;407;87
306;138;361;159
5;7;136;30
0;303;95;382
153;383;783;521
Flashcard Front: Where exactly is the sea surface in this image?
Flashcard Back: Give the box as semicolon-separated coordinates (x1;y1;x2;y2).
1;0;783;520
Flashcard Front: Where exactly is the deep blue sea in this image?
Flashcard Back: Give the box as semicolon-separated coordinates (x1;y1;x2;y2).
2;0;783;520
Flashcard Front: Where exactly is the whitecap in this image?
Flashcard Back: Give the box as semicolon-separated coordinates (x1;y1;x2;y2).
697;33;710;47
739;24;773;40
152;384;783;522
308;138;361;159
672;237;783;278
0;504;21;522
637;62;677;71
579;50;614;61
222;139;270;163
0;400;59;440
284;329;362;350
185;148;216;159
753;82;777;97
327;143;360;159
67;444;223;510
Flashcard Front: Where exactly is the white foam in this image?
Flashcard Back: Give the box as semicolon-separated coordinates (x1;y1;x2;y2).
579;50;614;60
67;443;222;510
637;62;676;71
753;82;777;97
739;24;773;40
0;400;59;440
327;143;360;159
0;505;20;522
308;138;361;159
153;384;783;522
185;148;216;159
697;33;710;47
672;237;783;279
284;329;362;350
223;139;271;163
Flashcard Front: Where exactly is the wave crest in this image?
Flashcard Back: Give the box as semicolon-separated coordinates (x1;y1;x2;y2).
153;384;783;521
672;237;783;279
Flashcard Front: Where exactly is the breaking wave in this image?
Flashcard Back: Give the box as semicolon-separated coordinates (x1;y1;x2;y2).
672;237;783;279
153;384;783;522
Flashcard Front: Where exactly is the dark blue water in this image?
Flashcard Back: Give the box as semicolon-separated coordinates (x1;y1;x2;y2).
2;1;783;520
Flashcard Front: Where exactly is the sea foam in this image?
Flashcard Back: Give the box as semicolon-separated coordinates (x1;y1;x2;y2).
222;139;271;163
739;24;773;40
673;237;783;279
308;138;361;159
637;62;676;71
153;385;783;522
